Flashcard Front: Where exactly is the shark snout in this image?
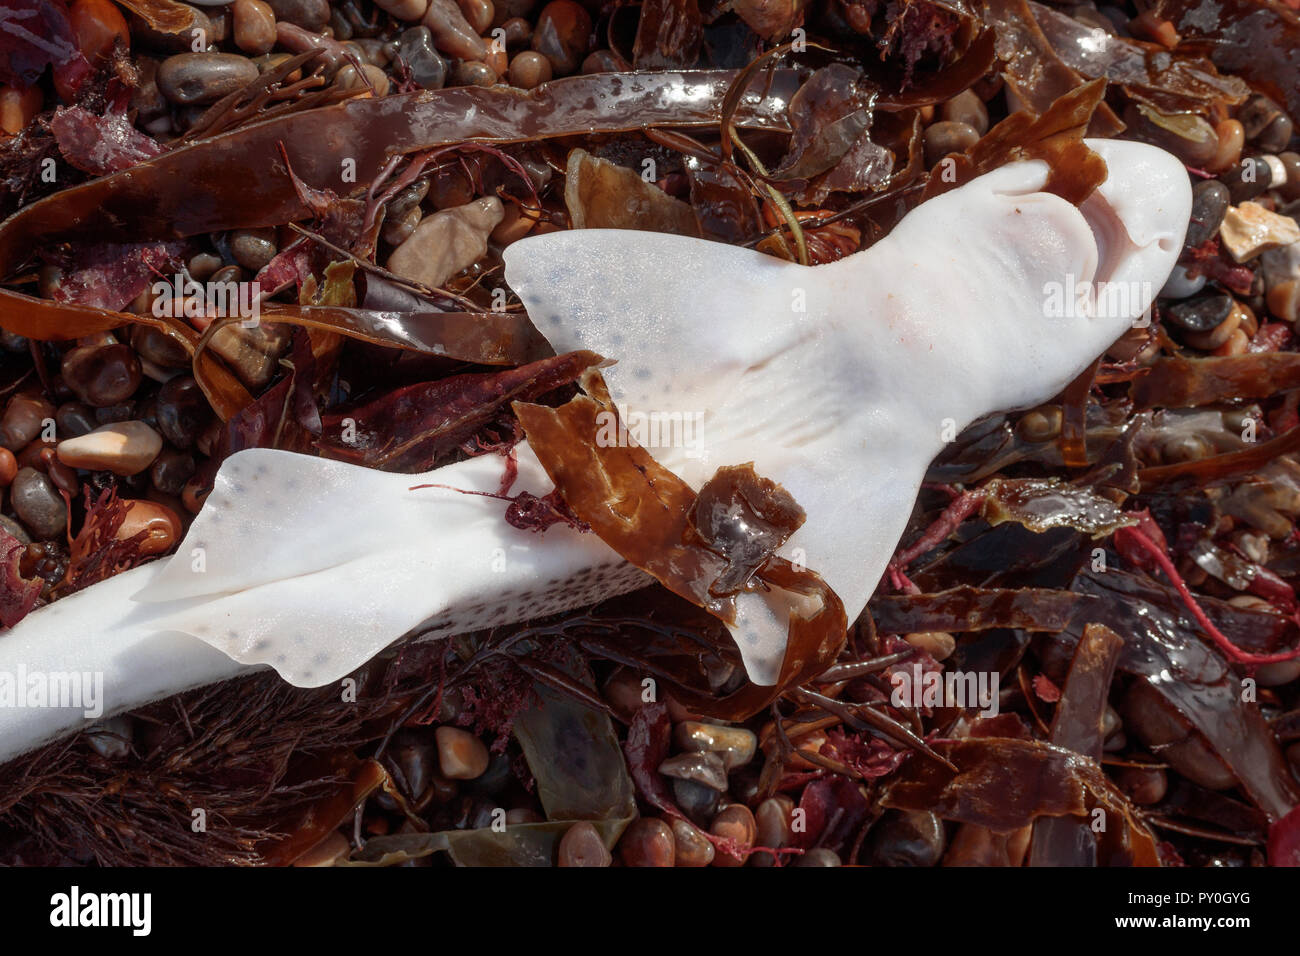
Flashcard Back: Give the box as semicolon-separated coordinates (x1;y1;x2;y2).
1078;138;1192;333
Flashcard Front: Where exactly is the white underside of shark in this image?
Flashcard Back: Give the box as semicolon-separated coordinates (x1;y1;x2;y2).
0;139;1190;765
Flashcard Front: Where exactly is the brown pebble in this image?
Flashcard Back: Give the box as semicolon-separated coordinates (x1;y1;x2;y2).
670;817;714;867
940;90;988;135
0;448;16;487
923;120;980;166
531;0;590;76
117;499;183;555
157;53;260;105
508;49;551;88
0;393;54;451
423;0;488;60
434;725;490;779
56;421;163;476
457;0;494;33
618;818;675;867
61;344;142;408
11;468;66;539
1207;119;1244;174
0;85;43;135
451;59;498;87
233;0;277;55
710;804;756;867
558;821;612;867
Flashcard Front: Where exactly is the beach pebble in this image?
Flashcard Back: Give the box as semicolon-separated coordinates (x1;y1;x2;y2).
158;53;259;105
0;394;54;451
866;809;946;866
0;448;15;487
1159;263;1206;300
57;421;163;475
1186;180;1230;248
1219;202;1300;261
150;447;197;495
155;376;209;450
422;0;487;60
557;821;611;867
658;751;727;791
670;818;714;867
118;499;183;555
61;344;142;407
434;726;489;779
1220;156;1272;205
265;0;329;31
751;795;793;867
450;60;497;87
396;26;447;89
710;804;756;867
457;0;494;33
508;50;551;88
387;197;503;289
1165;293;1234;333
531;0;590;76
672;778;720;823
923;120;980;165
618;818;675;867
208;322;293;389
673;720;757;770
940;90;988;135
11;468;66;539
232;0;276;54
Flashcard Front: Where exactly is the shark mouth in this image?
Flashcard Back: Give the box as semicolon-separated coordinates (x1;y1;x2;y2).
0;141;1190;766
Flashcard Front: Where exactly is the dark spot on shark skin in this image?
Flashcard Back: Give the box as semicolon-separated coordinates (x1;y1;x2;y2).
253;639;270;651
634;366;652;380
275;654;287;664
312;653;328;665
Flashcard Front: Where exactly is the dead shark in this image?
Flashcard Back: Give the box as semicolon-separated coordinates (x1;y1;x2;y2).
0;138;1190;765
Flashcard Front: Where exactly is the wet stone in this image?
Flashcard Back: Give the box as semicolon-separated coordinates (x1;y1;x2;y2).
118;499;182;555
508;50;551;89
434;725;490;779
1165;293;1234;333
450;60;497;87
396;26;447;89
673;720;757;770
233;0;277;55
265;0;329;30
923;120;980;165
0;394;54;451
61;344;142;407
1186;179;1230;248
0;515;29;545
1220;157;1273;205
710;804;756;867
618;818;675;867
671;817;714;867
157;53;260;105
530;0;590;76
658;751;727;790
422;0;487;60
230;228;277;272
751;795;793;866
866;809;946;867
12;468;66;539
463;751;511;795
557;821;611;867
150;447;197;495
672;777;720;824
155;376;208;450
57;421;163;476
